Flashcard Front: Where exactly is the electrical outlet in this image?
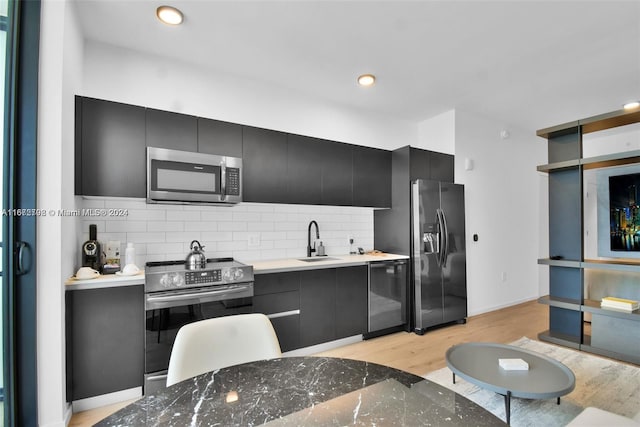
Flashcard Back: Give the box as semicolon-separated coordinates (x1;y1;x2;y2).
501;272;507;282
248;233;261;247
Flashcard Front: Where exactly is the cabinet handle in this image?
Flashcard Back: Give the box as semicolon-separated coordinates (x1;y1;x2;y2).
266;310;300;319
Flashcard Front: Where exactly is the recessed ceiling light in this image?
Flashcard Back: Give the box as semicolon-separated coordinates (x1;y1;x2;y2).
357;74;376;87
623;101;640;110
156;5;184;25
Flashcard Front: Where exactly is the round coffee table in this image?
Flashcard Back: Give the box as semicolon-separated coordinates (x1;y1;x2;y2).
446;342;575;425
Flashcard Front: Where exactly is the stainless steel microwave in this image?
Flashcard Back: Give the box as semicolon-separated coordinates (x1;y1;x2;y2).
146;147;242;205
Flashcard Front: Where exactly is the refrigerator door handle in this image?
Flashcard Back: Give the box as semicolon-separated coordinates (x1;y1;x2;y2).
436;209;449;267
412;181;423;330
440;209;449;267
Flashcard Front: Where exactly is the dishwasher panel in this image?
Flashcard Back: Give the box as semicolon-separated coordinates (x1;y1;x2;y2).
368;260;407;334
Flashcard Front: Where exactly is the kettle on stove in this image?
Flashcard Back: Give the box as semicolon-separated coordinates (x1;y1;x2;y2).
185;240;206;270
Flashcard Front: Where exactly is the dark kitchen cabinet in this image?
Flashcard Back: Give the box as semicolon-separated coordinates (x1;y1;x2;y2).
75;96;394;206
284;134;354;206
253;272;300;352
321;141;353;206
66;285;144;401
286;134;323;204
145;108;197;152
300;269;336;347
429;151;455;182
256;266;368;351
299;266;368;347
409;147;454;182
335;265;368;338
75;97;146;197
197;118;243;157
242;126;289;203
352;146;391;208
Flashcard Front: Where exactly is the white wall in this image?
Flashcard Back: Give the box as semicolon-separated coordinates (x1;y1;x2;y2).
416;109;455;154
82;40;417;151
453;110;547;315
37;1;83;426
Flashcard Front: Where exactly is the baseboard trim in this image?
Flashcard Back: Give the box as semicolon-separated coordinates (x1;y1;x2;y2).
71;387;142;413
468;296;539;317
283;335;363;357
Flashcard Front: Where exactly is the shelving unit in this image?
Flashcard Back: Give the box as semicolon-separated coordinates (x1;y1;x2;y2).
537;105;640;365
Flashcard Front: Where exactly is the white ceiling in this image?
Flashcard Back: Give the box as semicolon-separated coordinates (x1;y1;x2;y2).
73;0;640;132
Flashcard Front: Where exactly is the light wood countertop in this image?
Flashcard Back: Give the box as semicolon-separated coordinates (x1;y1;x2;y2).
251;253;409;274
65;271;145;290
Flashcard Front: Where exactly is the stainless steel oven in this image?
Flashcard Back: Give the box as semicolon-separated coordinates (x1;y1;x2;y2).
144;258;254;394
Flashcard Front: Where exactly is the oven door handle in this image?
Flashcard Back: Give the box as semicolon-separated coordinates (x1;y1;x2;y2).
146;284;252;309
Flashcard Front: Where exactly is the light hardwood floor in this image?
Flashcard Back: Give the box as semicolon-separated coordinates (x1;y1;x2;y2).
69;299;547;426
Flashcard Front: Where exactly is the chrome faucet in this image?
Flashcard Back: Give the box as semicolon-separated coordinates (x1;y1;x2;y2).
307;220;320;257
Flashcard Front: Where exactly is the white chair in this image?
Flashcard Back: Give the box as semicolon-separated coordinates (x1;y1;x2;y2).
166;313;282;386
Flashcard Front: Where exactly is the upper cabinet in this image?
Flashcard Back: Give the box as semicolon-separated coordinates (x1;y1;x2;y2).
145;108;197;152
409;147;454;182
197;118;243;157
320;140;353;206
75;96;391;208
286;134;324;205
75;97;146;198
285;134;354;206
242;126;289;204
353;146;391;208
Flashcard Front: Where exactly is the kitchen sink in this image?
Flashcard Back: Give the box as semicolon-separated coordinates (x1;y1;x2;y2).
297;257;340;262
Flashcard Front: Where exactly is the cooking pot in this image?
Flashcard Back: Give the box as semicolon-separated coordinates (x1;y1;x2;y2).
185;240;206;270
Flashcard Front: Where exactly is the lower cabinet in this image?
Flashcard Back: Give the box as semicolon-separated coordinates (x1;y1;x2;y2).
66;285;144;401
335;266;368;338
254;265;368;352
253;271;301;352
300;269;336;347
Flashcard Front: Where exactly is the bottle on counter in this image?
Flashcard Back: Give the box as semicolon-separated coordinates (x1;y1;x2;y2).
125;242;136;266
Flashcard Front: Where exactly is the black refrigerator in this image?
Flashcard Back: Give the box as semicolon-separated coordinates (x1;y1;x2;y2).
412;179;467;334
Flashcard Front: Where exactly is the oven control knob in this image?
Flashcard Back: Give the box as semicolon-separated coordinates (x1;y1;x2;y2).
222;268;233;282
172;274;184;287
232;268;244;280
160;274;172;288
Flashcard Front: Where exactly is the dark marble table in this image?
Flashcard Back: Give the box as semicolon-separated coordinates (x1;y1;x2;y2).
97;356;505;426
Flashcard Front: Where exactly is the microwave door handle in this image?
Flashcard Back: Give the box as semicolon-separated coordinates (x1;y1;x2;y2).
220;162;226;201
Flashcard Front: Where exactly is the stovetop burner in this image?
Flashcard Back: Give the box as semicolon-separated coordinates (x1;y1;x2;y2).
144;257;254;293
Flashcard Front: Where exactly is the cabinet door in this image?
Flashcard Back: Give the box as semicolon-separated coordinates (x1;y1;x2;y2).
242;126;288;203
253;272;301;352
66;286;144;400
77;97;146;197
254;271;300;295
409;148;454;183
409;147;430;181
352;146;391;207
197;118;243;157
335;266;368;338
300;269;336;347
145;108;197;152
269;315;301;353
286;134;323;204
429;151;454;182
321;141;353;206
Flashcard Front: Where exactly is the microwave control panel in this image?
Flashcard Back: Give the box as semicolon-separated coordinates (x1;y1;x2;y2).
226;167;240;196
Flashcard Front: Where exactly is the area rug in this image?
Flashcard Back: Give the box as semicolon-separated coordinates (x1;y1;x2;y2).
423;337;640;427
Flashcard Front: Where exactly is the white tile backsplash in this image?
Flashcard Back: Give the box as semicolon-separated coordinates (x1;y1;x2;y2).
76;197;376;265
